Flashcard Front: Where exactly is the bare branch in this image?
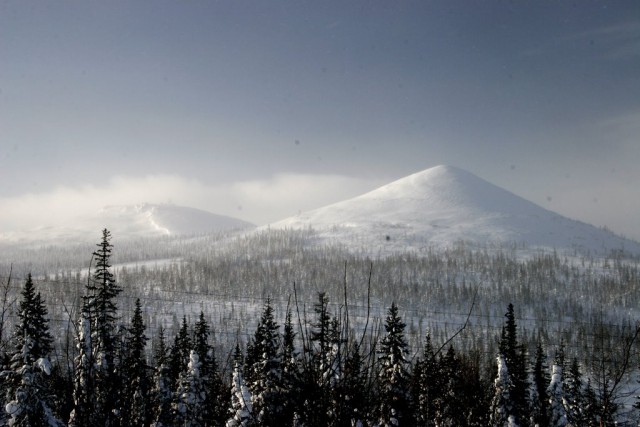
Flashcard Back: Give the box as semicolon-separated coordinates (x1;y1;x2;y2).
434;287;478;358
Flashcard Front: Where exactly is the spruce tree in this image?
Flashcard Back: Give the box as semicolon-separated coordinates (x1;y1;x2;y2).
438;346;465;426
498;304;529;425
490;354;514;427
280;307;300;426
298;292;334;426
68;311;94;426
565;357;587;426
377;302;411;427
71;229;123;426
125;298;150;427
457;351;491;427
310;292;332;373
530;341;550;427
414;333;441;426
150;327;173;427
173;350;206;427
337;344;368;427
226;344;253;427
2;274;63;426
193;311;226;425
249;298;284;425
169;316;191;388
547;363;568;427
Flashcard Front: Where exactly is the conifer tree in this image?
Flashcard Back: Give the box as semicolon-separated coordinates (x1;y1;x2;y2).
193;311;226;425
249;298;284;425
582;379;599;427
437;346;465;426
68;311;93;426
457;351;491;427
498;304;529;425
150;327;173;427
490;354;514;427
125;298;150;427
377;302;411;427
173;350;206;427
530;341;550;427
564;357;588;426
310;292;332;373
280;307;300;426
414;333;441;426
226;344;253;427
2;274;63;426
169;316;191;388
70;229;123;426
337;344;368;427
298;292;334;426
547;363;568;427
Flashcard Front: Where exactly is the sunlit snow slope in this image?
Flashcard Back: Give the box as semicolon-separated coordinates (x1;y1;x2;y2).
1;204;254;245
267;165;640;255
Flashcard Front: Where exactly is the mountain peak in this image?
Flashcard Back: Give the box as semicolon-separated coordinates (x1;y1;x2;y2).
267;166;640;256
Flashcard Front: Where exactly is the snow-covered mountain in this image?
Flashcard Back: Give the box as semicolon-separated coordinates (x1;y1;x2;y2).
266;165;640;256
1;203;254;245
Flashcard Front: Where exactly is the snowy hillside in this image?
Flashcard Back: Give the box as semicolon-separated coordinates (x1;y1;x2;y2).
266;165;640;256
0;203;254;245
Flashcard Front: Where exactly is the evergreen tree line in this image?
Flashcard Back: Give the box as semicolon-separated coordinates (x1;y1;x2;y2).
1;230;638;426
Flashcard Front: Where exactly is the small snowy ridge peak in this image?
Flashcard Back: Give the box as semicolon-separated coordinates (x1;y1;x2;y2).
266;165;640;256
1;203;256;246
97;203;256;239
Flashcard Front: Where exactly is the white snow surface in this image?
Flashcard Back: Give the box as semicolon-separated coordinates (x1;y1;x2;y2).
1;203;254;245
265;165;640;256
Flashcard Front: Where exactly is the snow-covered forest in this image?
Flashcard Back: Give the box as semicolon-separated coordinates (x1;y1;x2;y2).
1;228;639;426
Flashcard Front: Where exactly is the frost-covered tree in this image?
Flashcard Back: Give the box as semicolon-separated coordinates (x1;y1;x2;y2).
227;345;253;427
150;328;173;427
68;312;93;426
377;302;411;427
490;354;515;427
548;363;568;427
173;350;206;427
249;298;284;425
2;274;63;426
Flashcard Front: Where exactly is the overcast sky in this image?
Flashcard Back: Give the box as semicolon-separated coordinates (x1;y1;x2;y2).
1;1;639;240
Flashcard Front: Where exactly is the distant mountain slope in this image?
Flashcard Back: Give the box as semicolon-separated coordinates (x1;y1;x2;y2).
99;204;254;236
1;203;254;245
266;165;640;256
